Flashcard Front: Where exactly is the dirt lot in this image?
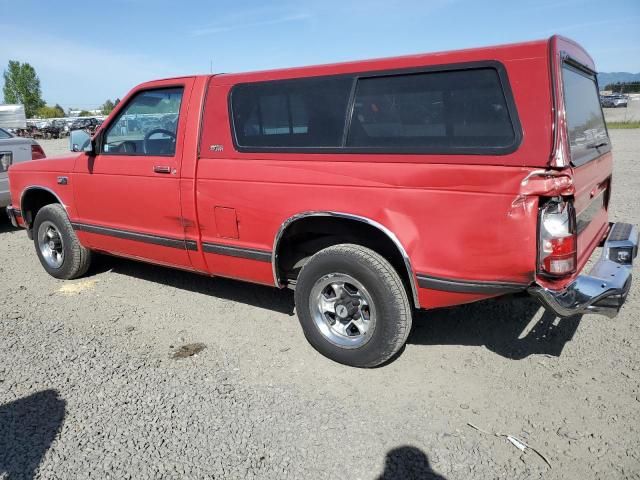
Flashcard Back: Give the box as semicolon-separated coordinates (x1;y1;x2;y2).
1;131;639;479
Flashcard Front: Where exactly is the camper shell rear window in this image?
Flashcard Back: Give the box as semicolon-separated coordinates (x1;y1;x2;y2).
561;61;610;166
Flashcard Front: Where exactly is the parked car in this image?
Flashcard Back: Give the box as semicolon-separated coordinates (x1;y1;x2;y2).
0;127;45;210
40;119;69;139
601;94;628;108
6;35;637;367
70;117;101;133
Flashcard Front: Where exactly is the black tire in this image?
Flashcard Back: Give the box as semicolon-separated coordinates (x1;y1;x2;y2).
294;244;412;367
33;204;92;280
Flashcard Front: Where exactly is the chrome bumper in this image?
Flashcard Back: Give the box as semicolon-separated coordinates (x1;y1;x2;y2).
6;205;20;228
529;223;638;318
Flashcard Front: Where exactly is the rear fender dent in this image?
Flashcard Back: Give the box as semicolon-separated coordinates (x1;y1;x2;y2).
519;169;574;196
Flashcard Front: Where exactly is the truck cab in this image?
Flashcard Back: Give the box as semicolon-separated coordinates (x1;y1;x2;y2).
6;35;637;367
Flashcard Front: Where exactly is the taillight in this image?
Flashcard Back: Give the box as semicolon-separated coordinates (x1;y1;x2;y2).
31;144;46;160
0;152;11;172
538;198;577;277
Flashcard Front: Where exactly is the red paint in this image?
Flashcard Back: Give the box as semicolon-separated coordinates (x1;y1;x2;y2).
8;36;613;310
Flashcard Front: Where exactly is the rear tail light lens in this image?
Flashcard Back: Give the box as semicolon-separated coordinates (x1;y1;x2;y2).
539;198;577;276
31;144;46;160
0;152;11;172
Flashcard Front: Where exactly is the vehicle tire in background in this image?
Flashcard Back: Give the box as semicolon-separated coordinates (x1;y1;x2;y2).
294;244;412;368
33;204;92;279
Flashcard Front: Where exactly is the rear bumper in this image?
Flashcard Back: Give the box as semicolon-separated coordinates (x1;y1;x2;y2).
5;205;21;228
529;222;638;318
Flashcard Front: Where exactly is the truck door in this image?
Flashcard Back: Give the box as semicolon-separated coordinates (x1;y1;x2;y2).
72;79;195;269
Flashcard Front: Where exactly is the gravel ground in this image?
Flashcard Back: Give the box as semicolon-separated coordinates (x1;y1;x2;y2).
1;131;639;480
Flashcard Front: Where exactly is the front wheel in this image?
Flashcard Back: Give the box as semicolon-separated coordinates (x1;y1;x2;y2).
294;244;412;367
33;204;92;280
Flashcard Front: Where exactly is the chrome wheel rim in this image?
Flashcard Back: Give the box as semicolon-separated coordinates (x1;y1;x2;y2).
38;221;65;269
309;273;376;349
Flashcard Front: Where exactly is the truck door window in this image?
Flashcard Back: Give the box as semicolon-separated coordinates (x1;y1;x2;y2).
102;87;183;156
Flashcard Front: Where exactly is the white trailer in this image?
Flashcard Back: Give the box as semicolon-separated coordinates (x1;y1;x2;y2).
0;104;27;129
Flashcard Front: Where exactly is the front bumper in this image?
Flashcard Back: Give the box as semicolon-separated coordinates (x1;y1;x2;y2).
5;205;21;228
529;222;638;318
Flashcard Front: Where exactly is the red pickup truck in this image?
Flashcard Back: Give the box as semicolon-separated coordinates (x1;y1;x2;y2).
6;36;637;367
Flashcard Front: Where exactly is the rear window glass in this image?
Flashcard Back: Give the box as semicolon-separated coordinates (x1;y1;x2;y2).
229;64;520;154
562;65;609;165
347;68;516;150
231;77;353;148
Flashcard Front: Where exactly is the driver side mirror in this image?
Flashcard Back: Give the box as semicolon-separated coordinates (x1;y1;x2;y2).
69;129;95;154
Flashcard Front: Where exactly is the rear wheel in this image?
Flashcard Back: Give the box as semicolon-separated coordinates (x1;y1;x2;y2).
294;244;412;367
33;204;92;279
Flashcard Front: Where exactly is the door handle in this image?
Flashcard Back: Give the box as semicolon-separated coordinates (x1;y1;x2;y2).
153;165;172;174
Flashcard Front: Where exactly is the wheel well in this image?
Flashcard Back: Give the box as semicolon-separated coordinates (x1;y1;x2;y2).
21;189;60;229
275;216;416;305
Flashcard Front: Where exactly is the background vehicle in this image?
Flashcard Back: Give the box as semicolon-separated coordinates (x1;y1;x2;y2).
0;127;45;210
6;36;637;367
70;117;101;134
40;119;69;139
601;94;628;108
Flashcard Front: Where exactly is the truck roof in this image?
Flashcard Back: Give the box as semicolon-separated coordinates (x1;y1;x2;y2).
146;36;594;88
213;37;554;85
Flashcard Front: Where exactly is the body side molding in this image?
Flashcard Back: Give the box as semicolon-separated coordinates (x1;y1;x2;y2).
202;242;271;262
417;274;529;295
71;222;198;251
272;211;421;308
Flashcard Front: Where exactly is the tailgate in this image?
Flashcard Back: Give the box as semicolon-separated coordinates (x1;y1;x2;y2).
1;138;31;193
573;157;611;267
561;60;611;268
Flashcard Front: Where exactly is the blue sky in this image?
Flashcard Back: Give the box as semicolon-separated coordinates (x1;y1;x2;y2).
1;0;639;109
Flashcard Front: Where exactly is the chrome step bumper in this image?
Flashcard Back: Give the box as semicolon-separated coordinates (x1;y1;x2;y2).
529;222;638;318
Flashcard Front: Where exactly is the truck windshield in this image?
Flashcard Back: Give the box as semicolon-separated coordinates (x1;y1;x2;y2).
562;63;609;166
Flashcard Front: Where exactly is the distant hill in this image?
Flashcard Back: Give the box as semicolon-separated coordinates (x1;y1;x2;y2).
597;72;640;88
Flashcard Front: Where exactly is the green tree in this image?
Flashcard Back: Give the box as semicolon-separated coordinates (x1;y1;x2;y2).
2;60;46;118
604;81;640;94
36;105;66;118
78;110;92;117
101;99;116;115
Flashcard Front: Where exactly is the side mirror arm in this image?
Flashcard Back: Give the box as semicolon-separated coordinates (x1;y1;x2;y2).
87;136;98;155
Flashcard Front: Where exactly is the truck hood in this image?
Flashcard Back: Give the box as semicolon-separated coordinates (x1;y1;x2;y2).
9;154;78;173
